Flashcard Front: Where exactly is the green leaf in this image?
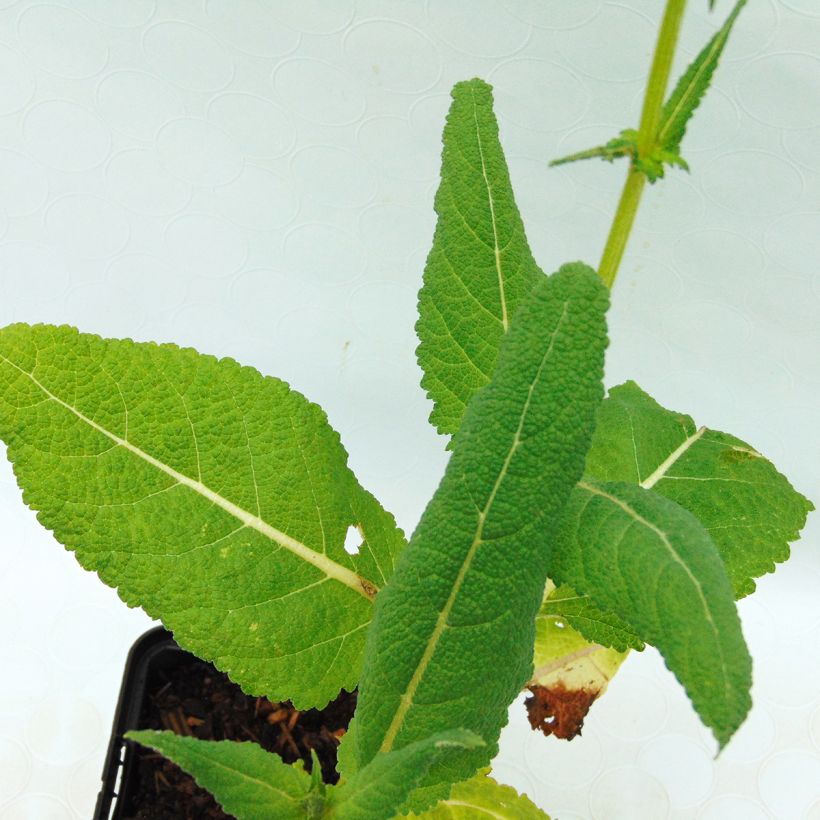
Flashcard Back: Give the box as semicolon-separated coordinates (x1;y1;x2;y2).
657;0;747;153
409;770;549;819
328;730;483;820
126;731;313;819
0;324;406;709
540;583;643;652
416;78;545;441
549;129;637;169
551;479;752;747
354;263;609;808
585;381;814;598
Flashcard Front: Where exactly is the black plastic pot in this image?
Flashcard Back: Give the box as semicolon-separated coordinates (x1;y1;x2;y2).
93;625;184;819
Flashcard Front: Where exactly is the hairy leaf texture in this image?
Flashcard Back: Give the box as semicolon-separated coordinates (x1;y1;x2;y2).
355;264;608;809
585;381;814;598
0;324;406;708
416;78;545;441
552;480;752;747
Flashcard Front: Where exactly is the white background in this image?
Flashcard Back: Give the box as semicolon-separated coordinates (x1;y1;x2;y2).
0;1;818;818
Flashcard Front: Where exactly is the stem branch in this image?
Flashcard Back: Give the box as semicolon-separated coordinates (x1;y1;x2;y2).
598;0;687;290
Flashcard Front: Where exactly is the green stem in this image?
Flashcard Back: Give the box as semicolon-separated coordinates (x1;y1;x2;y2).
598;0;687;290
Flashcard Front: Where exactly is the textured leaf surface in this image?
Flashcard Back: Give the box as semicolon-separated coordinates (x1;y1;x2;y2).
539;584;643;652
585;381;814;598
416;78;544;440
551;479;752;746
329;730;482;819
126;731;312;819
355;264;609;807
0;324;406;708
410;771;548;819
658;0;747;152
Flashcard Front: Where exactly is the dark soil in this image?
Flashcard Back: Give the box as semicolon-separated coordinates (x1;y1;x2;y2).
122;655;356;820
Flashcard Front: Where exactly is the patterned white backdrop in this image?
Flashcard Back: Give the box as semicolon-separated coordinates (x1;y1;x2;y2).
0;1;818;817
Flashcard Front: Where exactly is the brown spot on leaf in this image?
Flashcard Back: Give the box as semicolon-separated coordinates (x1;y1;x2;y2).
524;683;598;740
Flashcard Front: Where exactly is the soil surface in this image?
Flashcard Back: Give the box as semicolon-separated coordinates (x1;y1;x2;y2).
122;654;356;819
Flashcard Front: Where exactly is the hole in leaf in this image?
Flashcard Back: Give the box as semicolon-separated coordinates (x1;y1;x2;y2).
343;524;362;556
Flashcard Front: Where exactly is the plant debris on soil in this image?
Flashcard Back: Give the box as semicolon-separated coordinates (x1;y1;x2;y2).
123;654;356;819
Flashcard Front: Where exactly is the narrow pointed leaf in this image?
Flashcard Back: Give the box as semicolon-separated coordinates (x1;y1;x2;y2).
657;0;747;152
328;730;483;819
355;264;609;808
0;324;406;708
416;78;545;440
126;731;312;819
551;479;752;747
585;381;814;598
409;771;549;819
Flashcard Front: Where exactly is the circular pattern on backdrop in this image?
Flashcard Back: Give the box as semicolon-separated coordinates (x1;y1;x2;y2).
44;194;130;260
204;0;300;57
273;59;365;126
589;767;670;820
737;53;820;130
164;213;248;280
96;70;183;141
215;165;298;230
0;44;35;115
106;148;191;216
343;21;441;94
23;100;111;171
17;5;107;79
700;150;804;218
0;150;47;217
142;21;233;91
291;146;377;210
26;699;103;765
425;0;530;58
764;211;820;277
207;93;296;159
489;59;589;132
156;118;243;187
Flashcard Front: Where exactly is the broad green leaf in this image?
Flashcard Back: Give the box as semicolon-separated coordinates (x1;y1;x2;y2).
328;730;483;820
551;479;752;747
416;78;544;440
409;771;548;819
540;583;643;653
657;0;747;153
355;264;609;809
585;381;814;598
0;324;406;708
126;731;313;819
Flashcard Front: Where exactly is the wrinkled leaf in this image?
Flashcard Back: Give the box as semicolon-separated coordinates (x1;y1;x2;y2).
658;0;747;153
355;264;609;809
126;731;313;819
540;583;643;652
328;730;483;819
416;78;544;441
409;770;548;819
585;381;814;598
551;479;752;747
0;324;405;708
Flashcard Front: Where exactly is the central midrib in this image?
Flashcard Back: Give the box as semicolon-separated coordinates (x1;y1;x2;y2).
2;354;377;601
378;301;570;754
471;86;508;333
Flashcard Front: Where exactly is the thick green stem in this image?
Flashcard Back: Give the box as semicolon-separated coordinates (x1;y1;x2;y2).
598;0;687;290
